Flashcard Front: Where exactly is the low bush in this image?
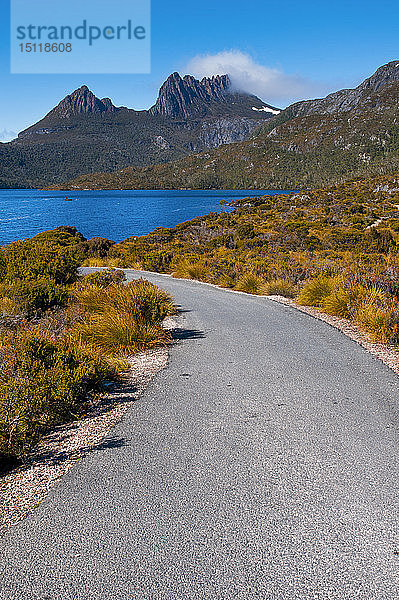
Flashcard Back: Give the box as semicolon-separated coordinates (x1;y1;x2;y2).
81;257;126;268
235;273;263;294
0;261;176;463
0;238;80;284
78;269;126;288
0;279;69;317
260;278;297;298
0;329;113;458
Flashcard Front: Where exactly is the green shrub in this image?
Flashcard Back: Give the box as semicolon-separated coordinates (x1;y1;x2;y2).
81;237;115;259
0;279;69;317
0;329;113;458
0;238;80;284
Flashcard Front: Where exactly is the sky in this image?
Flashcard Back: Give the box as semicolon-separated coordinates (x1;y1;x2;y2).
1;0;399;140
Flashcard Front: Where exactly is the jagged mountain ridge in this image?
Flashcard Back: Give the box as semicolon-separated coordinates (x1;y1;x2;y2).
283;61;399;119
51;61;399;191
0;73;275;188
150;73;232;117
149;72;279;119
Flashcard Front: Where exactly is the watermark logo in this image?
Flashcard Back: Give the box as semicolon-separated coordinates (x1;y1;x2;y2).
11;0;151;74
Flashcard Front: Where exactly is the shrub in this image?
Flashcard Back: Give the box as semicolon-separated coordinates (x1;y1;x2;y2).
298;276;341;306
0;239;80;284
235;273;263;294
81;237;115;259
0;329;113;458
78;269;126;288
0;279;69;317
260;278;297;298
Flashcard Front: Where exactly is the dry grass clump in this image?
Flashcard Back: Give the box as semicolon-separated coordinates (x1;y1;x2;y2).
300;276;399;343
260;278;297;298
76;314;169;355
74;278;175;356
323;288;353;318
353;303;399;343
298;276;341;307
217;274;236;288
235;273;263;294
172;260;210;281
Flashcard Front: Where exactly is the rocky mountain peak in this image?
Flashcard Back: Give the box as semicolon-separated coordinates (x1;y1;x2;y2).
359;60;399;93
149;72;232;118
291;60;399;118
49;85;117;118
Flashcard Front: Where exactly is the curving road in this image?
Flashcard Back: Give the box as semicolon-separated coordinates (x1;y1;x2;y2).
1;269;399;599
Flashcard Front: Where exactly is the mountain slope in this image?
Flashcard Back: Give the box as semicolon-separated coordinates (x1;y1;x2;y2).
0;74;275;189
53;61;399;191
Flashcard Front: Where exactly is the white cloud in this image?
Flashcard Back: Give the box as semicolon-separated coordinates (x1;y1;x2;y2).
0;128;17;143
185;51;322;107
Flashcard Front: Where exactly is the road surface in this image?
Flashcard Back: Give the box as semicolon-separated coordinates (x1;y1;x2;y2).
1;270;399;599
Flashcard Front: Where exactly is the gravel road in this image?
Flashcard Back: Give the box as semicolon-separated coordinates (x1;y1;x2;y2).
1;269;398;599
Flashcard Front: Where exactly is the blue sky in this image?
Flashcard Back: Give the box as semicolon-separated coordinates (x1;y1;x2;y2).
1;0;399;139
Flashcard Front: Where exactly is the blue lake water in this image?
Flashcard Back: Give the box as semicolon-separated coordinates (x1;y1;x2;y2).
0;189;291;245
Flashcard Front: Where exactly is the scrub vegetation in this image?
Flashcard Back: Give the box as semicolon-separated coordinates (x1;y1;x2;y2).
0;227;174;465
87;173;399;345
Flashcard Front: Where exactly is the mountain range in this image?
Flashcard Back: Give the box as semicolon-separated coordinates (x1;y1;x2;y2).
0;73;277;188
2;61;399;190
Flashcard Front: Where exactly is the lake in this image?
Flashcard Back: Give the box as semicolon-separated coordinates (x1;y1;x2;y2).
0;189;291;245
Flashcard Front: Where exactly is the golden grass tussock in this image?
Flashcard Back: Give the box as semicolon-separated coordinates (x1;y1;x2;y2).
234;273;263;294
172;260;210;281
298;276;341;307
260;278;297;298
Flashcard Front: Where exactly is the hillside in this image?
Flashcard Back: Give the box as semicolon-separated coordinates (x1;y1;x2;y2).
54;61;399;191
0;74;275;189
92;173;399;298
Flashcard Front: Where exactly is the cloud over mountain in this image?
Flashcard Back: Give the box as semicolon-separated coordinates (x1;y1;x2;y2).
0;128;16;143
186;51;322;106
